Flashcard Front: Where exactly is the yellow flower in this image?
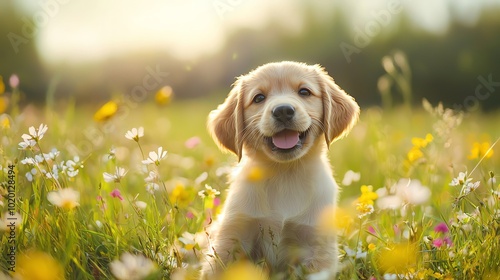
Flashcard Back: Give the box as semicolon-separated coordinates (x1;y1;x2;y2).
0;97;7;114
318;206;356;236
358;185;378;205
407;147;423;163
411;133;433;148
376;243;418;274
468;142;494;160
221;260;266;280
0;114;10;129
368;243;376;251
0;75;5;94
169;182;193;208
94;101;118;122
247;166;264;182
14;251;65;280
155;86;173;105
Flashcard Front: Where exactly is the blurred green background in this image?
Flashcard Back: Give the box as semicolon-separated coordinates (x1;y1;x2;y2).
1;0;500;110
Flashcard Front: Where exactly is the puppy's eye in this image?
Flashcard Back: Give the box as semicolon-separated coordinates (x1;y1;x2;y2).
298;88;311;96
253;94;266;103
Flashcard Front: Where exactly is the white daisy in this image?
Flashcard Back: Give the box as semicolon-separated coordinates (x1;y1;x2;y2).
103;167;127;183
47;188;80;210
125;127;144;142
142;147;168;166
22;123;48;142
109;253;156;280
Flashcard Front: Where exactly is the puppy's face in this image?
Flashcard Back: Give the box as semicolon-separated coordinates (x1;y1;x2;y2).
241;65;324;162
208;61;359;163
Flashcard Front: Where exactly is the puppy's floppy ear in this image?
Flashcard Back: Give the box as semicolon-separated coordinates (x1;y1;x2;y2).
316;66;360;145
207;79;245;160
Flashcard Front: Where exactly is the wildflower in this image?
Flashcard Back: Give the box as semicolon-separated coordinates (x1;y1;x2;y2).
103;167;127;183
221;260;266;280
61;156;82;178
43;148;60;161
468;141;494;160
146;183;160;194
194;172;208;185
356;203;374;218
0;75;4;94
377;179;430;209
144;171;159;182
344;242;367;259
94;100;118;122
0;114;10;129
456;210;470;223
186;211;195;219
411;133;433;148
169;182;193;208
0;97;7;114
135;201;147;210
142;147;167;165
342;170;361;186
407;147;423;163
109;253;156;280
44;164;59;180
20;157;36;165
47;188;80;210
14;251;64;280
22;123;48;142
9;74;19;88
110;188;124;201
185;136;201;149
450;172;471;186
357;185;378;205
434;222;449;234
125;127;144;142
376;243;418;274
368;243;377;251
462;181;480;196
178;232;197;251
155;85;173;105
247;166;264;181
25;168;37;182
198;184;220;199
432;237;452;248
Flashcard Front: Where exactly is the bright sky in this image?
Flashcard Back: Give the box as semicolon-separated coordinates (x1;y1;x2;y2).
13;0;497;64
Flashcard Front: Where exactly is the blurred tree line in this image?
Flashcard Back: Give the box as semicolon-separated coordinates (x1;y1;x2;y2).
1;1;500;110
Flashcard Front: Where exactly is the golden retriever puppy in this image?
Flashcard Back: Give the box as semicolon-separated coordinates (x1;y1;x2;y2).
202;61;359;279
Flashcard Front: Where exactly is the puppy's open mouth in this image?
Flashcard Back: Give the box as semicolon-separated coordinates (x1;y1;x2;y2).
268;129;309;151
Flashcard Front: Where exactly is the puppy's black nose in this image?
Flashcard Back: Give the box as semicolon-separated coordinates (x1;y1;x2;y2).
272;105;295;122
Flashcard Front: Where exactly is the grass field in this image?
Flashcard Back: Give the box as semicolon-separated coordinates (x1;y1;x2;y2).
1;94;500;279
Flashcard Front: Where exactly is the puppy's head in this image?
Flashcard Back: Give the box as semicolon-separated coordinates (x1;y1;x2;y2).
208;61;359;162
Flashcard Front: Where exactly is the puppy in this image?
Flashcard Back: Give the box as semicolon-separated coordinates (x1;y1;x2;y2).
202;61;359;278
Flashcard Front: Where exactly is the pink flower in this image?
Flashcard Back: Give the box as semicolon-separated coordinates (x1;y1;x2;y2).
213;197;221;207
185;136;201;149
434;222;449;234
186;211;195;219
9;74;19;88
433;237;453;248
110;188;123;201
367;225;376;235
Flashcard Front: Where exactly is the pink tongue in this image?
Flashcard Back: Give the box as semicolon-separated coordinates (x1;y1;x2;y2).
272;130;300;149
